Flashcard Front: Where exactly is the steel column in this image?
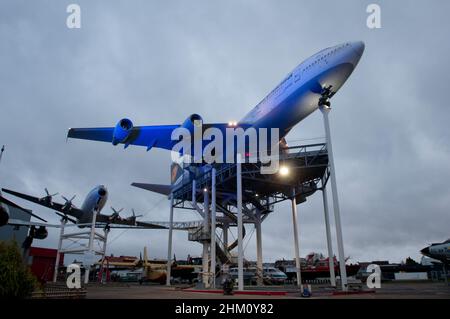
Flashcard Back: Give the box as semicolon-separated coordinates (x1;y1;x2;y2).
202;188;210;288
210;168;217;288
223;223;228;250
166;195;174;286
320;105;348;291
291;189;302;288
237;156;244;291
84;210;98;284
255;210;263;286
322;179;336;287
53;218;66;282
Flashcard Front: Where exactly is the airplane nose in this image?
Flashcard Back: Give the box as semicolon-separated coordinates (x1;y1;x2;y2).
98;186;107;196
420;247;430;256
351;41;365;57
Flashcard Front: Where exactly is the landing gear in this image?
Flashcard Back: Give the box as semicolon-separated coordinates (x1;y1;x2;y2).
318;85;335;107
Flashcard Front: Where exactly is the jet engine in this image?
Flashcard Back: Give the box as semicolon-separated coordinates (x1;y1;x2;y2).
181;114;203;133
112;118;133;145
34;226;48;240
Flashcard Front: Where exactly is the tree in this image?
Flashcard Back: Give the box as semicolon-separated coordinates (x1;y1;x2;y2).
0;240;37;298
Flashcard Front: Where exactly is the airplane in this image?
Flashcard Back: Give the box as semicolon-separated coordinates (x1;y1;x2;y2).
421;239;450;264
1;185;166;229
66;41;365;192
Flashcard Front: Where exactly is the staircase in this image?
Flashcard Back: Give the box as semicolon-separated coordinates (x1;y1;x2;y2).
188;225;235;264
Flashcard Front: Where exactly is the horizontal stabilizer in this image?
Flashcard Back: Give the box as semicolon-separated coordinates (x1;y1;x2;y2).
131;183;172;196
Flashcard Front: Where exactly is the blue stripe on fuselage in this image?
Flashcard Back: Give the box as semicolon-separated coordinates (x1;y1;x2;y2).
244;62;355;139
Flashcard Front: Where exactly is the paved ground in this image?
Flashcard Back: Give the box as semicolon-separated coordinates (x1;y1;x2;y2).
87;284;290;299
86;282;450;299
328;281;450;299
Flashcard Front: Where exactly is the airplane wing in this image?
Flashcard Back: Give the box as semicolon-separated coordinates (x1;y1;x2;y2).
67;125;180;151
6;219;166;230
136;220;202;230
100;221;167;229
0;193;47;222
93;213;168;229
1;188;84;220
7;219;61;228
67;123;245;151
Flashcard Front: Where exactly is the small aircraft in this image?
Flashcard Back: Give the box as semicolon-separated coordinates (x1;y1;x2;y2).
1;185;166;229
421;239;450;264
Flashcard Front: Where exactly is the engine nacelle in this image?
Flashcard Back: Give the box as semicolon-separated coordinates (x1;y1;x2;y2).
181;114;203;133
112;118;133;145
0;204;9;227
34;226;48;240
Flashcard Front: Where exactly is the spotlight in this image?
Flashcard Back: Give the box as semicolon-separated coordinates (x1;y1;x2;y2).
279;166;289;176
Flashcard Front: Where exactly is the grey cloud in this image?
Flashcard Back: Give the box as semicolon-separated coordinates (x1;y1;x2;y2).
0;0;449;264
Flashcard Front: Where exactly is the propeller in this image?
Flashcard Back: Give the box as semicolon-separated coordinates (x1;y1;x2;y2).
40;188;59;205
0;145;4;164
109;207;124;222
111;207;124;215
131;209;143;219
125;209;143;225
54;212;77;224
61;194;76;210
45;188;59;198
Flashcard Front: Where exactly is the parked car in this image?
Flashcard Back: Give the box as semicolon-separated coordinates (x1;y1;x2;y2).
263;267;288;284
228;266;288;285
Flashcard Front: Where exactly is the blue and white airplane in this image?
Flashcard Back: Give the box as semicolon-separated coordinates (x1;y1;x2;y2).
67;41;364;158
1;185;166;229
421;239;450;264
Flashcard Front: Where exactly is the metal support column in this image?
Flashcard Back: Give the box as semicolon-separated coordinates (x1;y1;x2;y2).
192;179;197;206
99;227;110;283
223;223;228;251
237;156;244;291
322;178;336;287
202;188;210;288
102;227;109;257
210;168;217;288
320;105;348;291
53;218;67;282
291;188;302;288
166;194;174;286
84;210;98;284
444;264;449;286
255;210;263;286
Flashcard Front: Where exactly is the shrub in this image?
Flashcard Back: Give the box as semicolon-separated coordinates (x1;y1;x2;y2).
0;240;37;298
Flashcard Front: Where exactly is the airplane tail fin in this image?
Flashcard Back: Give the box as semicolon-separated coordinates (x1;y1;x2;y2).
131;183;172;196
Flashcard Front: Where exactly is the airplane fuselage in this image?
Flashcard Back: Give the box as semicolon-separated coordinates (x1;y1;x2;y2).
78;185;108;224
421;241;450;264
240;41;365;138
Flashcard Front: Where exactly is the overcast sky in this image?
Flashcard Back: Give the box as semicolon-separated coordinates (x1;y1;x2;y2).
1;0;449;264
